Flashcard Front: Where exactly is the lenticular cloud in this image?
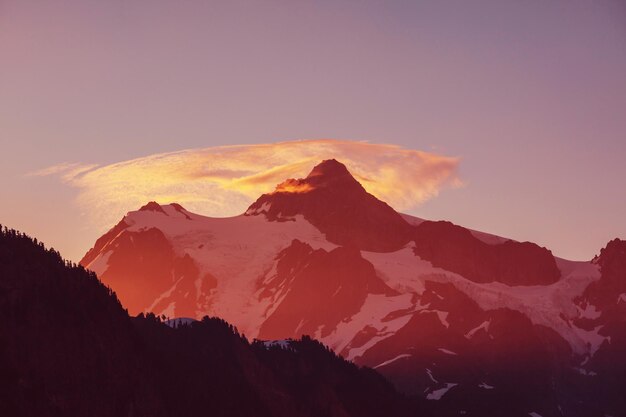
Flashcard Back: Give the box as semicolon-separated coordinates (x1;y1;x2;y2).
33;139;461;231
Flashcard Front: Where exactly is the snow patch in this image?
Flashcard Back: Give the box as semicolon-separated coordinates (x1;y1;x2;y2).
577;302;602;320
245;202;272;216
85;250;112;275
262;339;292;349
465;320;491;339
576;325;608;356
147;277;183;312
426;383;457;400
332;285;342;297
576;368;597;376
426;368;438;383
373;354;412;369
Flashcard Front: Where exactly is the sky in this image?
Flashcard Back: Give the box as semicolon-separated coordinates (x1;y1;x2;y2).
1;0;625;262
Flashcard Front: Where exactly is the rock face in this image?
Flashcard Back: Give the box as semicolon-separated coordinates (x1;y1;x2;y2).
257;240;397;340
246;159;412;251
79;159;625;416
412;220;561;285
571;239;626;415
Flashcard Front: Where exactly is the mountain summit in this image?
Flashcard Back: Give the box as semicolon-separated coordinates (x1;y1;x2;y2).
266;159;362;195
302;158;360;188
246;159;411;251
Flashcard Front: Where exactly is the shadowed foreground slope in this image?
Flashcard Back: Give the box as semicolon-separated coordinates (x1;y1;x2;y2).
0;226;418;417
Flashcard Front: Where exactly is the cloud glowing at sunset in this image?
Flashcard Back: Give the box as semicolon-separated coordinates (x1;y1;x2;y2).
274;179;316;194
32;139;460;231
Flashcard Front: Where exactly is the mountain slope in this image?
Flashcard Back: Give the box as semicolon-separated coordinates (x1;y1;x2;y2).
0;226;419;417
411;220;561;285
0;227;164;417
80;159;625;416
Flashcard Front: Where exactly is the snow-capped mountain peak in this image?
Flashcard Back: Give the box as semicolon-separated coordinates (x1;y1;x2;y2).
79;159;625;414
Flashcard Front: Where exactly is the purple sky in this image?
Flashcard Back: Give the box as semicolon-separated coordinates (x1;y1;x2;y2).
1;0;625;261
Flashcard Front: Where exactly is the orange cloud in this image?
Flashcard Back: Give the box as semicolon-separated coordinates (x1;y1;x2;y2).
274;178;315;194
33;139;461;231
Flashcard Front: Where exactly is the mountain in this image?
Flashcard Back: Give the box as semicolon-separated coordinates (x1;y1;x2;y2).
80;159;626;416
246;159;411;251
0;226;419;417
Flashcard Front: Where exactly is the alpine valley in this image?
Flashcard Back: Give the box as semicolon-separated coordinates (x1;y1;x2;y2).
78;159;626;417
